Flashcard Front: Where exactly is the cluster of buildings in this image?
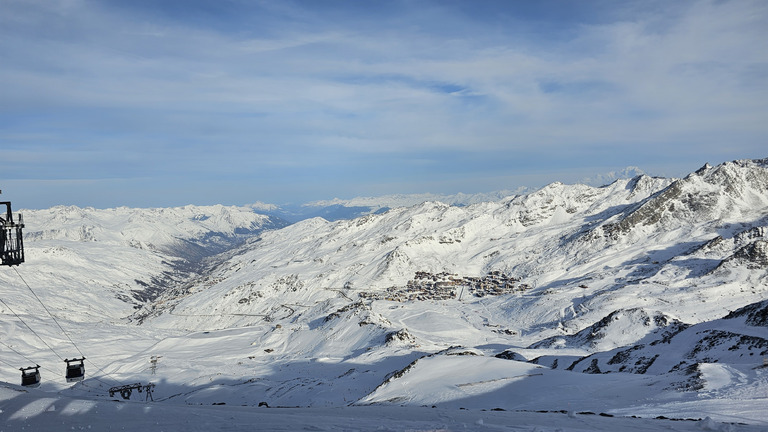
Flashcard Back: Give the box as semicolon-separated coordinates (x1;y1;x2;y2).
359;270;528;302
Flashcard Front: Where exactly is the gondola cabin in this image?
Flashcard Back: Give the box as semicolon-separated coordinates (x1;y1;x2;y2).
64;357;85;382
1;200;25;266
20;365;41;387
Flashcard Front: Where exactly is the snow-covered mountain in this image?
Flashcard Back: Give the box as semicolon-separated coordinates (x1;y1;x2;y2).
248;189;532;222
146;159;768;330
1;205;287;316
2;158;767;430
249;166;646;223
25;204;288;255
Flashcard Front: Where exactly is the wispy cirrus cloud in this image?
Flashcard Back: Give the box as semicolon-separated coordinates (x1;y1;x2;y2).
1;0;765;208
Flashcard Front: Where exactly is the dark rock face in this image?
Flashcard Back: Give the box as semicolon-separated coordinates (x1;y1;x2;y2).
583;358;602;374
554;299;768;388
600;159;768;239
668;363;705;392
606;346;659;373
528;308;684;350
687;330;768;359
734;240;768;268
724;300;768;328
385;329;416;346
495;350;527;362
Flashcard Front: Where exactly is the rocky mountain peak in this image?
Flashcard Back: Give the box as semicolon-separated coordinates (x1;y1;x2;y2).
599;158;768;238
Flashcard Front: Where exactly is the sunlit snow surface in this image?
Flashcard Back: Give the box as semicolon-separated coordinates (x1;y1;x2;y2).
2;383;765;431
2;159;768;431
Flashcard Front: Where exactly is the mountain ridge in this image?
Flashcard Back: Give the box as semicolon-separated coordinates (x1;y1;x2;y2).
1;157;767;424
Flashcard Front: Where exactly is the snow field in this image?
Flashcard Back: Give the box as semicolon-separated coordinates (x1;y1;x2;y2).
2;159;768;430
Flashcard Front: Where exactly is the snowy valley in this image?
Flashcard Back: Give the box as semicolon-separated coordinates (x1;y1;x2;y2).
2;158;768;431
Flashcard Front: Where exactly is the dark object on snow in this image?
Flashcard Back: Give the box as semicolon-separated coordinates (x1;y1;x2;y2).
495;350;527;361
64;357;85;382
109;382;155;401
20;365;40;387
0;201;24;266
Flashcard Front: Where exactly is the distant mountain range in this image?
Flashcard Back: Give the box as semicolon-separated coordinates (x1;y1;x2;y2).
248;167;648;223
247;189;531;222
1;158;767;424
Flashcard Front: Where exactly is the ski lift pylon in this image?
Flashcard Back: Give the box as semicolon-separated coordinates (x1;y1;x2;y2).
20;365;41;387
64;357;85;382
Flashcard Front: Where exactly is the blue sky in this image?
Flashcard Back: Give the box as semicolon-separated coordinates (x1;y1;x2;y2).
1;0;766;209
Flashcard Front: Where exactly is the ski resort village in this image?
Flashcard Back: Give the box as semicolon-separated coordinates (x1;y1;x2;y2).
2;158;768;431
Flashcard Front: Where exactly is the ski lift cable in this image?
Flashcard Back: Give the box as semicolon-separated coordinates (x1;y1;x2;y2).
0;298;97;386
12;267;121;386
0;296;112;390
0;295;64;361
0;339;37;365
0;339;58;377
12;267;86;358
0;356;20;370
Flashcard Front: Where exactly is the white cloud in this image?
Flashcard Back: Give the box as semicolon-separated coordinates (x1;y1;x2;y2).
1;0;766;207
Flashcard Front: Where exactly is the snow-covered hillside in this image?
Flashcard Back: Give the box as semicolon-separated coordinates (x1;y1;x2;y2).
24;204;288;255
2;158;767;430
0;204;286;320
